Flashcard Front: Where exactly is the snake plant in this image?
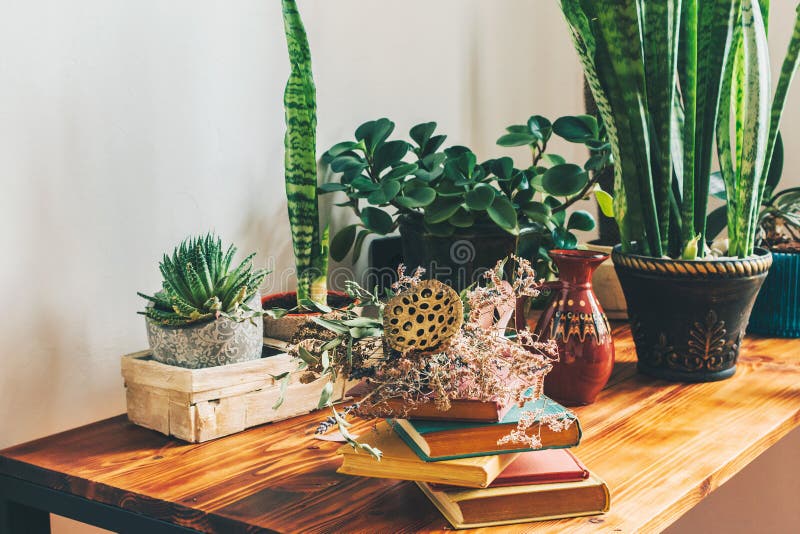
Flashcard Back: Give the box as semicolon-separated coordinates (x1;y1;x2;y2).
282;0;328;307
138;234;269;327
560;0;800;259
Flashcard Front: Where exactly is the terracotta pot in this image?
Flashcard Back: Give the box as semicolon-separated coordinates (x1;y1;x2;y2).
612;246;772;382
261;290;354;342
518;250;615;406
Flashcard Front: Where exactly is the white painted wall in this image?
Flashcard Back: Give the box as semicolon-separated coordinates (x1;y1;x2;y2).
0;2;797;533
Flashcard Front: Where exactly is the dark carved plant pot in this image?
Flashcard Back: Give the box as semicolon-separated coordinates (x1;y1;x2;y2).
398;214;537;291
612;246;772;382
748;251;800;337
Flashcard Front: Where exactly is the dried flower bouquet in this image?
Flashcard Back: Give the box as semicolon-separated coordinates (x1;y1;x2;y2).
285;257;576;459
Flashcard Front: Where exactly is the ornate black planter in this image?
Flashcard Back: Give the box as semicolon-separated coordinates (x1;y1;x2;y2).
612;246;772;382
398;214;537;291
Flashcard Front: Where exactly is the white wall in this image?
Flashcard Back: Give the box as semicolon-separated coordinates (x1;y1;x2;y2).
0;2;797;533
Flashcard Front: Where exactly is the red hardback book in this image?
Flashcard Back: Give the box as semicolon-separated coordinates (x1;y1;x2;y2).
428;449;589;491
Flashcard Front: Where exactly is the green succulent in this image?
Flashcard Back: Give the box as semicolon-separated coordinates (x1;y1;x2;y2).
138;234;269;327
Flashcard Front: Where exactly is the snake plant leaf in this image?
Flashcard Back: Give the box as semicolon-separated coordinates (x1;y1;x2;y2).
733;0;770;257
640;0;680;251
282;0;328;306
763;132;783;200
761;9;800;201
692;0;741;245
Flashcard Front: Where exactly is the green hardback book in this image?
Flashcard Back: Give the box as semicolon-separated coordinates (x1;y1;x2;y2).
390;396;581;462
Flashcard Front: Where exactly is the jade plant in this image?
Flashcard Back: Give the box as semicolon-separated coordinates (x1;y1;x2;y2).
138;234;269;327
321;117;610;275
560;0;800;259
282;0;329;308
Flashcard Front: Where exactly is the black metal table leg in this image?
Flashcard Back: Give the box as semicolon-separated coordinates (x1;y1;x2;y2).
0;495;51;534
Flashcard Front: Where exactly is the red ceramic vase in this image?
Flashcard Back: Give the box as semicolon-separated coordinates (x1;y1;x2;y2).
524;249;615;406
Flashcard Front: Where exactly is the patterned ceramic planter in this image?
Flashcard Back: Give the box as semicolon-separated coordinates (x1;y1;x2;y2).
612;247;772;382
748;251;800;337
145;296;263;369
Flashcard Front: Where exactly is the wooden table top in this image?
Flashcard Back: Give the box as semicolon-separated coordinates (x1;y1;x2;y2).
2;325;799;533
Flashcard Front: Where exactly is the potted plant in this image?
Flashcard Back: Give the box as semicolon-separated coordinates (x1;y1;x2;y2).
262;0;353;340
560;0;800;381
138;234;268;369
321;116;607;291
727;134;800;337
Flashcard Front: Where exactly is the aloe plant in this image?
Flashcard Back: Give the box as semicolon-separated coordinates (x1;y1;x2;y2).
282;0;328;306
139;234;269;327
560;0;800;259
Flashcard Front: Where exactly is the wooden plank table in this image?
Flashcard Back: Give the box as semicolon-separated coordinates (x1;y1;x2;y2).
1;325;799;533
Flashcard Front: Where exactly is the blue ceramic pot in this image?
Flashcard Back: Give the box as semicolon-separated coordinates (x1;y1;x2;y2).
748;251;800;338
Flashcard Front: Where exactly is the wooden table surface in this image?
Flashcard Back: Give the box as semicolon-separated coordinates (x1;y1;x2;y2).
2;325;799;533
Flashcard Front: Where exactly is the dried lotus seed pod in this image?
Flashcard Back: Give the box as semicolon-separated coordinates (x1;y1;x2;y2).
383;279;463;352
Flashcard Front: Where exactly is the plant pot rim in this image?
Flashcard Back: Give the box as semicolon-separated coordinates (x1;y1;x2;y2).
611;244;772;279
398;212;536;238
144;294;261;330
550;248;609;262
261;290;353;318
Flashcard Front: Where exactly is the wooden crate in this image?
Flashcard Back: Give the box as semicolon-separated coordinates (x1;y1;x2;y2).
121;338;350;443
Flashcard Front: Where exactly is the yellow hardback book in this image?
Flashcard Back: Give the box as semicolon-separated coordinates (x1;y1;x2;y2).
416;472;610;529
336;421;519;488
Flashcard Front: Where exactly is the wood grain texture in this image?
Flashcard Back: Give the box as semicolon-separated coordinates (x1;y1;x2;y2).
122;346;351;443
2;326;799;533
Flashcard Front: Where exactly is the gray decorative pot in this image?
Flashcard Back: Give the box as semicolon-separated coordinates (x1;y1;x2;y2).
145;296;263;369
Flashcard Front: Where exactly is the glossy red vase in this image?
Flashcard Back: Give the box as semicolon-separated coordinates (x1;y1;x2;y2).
520;250;615;406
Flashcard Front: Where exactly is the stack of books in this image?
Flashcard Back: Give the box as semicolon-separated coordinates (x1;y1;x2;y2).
337;396;610;529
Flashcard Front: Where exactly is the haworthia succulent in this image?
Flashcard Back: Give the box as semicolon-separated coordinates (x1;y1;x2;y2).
282;0;328;306
139;234;269;327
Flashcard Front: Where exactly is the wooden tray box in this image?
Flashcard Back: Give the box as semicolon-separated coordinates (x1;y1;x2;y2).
121;339;349;443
